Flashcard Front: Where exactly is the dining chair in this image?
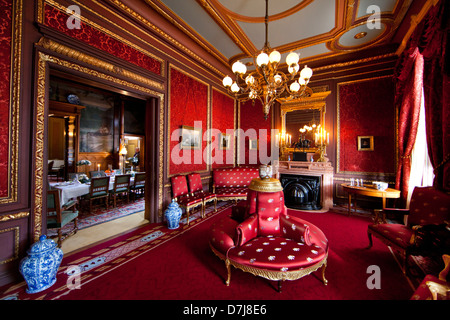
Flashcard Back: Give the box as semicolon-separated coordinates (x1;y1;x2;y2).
84;176;110;213
187;172;217;214
109;174;131;207
131;172;145;200
47;189;79;247
170;175;203;225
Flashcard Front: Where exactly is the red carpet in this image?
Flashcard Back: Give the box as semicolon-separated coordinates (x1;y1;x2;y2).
1;205;414;301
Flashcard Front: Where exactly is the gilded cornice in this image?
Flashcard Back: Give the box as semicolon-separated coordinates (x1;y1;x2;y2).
38;37;164;91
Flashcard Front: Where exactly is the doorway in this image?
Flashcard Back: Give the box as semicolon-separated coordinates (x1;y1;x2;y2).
45;71;156;253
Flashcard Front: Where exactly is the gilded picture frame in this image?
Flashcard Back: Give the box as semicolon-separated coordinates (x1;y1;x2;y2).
181;125;202;149
357;136;374;151
219;132;230;150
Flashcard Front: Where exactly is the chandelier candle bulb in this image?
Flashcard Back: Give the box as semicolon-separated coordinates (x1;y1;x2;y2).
231;82;240;93
257;52;269;67
288;64;300;75
223;76;232;87
232;61;246;75
286;51;300;67
274;74;282;85
290;81;300;92
269;50;281;64
300;65;313;80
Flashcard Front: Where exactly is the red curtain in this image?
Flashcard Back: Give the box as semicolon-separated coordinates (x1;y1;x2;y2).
420;1;450;192
394;48;424;202
395;0;450;200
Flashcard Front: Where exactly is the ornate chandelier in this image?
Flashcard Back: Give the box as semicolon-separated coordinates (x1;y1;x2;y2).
222;0;313;120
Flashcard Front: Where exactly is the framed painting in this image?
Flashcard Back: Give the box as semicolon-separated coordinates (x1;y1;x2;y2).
357;136;374;151
180;125;202;149
219;133;230;150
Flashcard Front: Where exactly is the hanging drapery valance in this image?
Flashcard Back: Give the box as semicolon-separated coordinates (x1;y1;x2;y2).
394;0;449;198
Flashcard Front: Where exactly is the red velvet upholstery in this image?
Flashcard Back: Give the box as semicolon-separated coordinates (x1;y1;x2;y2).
368;187;450;270
407;187;450;226
213;167;259;202
209;189;328;291
187;173;217;212
170;175;203;225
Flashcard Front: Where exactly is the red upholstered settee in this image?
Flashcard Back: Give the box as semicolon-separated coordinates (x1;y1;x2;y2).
212;167;259;203
209;185;329;292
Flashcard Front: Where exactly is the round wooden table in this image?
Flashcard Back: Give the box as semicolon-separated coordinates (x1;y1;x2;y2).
341;183;400;215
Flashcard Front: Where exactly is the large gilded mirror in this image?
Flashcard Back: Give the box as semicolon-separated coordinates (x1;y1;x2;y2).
278;91;331;156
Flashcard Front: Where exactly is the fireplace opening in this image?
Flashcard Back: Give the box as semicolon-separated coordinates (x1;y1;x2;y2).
280;174;322;210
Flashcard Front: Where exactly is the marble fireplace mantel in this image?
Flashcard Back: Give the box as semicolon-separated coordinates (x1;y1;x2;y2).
274;160;334;212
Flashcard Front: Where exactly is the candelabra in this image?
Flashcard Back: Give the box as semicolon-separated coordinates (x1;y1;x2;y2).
278;131;291;160
315;128;329;162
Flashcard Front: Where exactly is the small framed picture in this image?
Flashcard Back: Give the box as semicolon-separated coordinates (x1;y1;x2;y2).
180;125;202;149
249;139;258;150
358;136;374;151
219;133;230;150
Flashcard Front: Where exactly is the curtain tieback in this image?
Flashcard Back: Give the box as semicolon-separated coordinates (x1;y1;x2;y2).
433;153;450;172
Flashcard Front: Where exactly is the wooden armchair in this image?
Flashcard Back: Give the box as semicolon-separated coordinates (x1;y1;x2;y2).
84;176;110;213
130;172;145;200
109;174;131;207
47;189;79;247
367;186;450;271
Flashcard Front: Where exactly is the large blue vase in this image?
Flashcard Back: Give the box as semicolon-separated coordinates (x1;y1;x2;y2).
165;199;182;229
19;235;64;294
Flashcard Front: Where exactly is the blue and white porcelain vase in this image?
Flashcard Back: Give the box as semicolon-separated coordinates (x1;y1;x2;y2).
165;199;182;229
19;235;63;294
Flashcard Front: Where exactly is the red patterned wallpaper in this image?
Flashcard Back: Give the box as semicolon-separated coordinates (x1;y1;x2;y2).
169;68;208;175
211;89;235;169
239;99;274;165
338;76;396;173
44;4;161;75
0;0;12;197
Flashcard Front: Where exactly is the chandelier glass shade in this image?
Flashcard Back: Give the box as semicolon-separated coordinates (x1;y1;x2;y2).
222;0;313;120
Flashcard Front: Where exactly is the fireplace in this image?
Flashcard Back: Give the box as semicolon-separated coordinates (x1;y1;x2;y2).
280;174;322;210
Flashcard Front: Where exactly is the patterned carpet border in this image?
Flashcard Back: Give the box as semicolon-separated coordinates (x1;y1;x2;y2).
0;202;234;300
47;199;146;239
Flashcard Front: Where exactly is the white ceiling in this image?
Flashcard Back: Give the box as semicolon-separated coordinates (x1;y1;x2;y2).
150;0;416;69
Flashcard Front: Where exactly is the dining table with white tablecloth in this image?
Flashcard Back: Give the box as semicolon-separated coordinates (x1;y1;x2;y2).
50;176;134;205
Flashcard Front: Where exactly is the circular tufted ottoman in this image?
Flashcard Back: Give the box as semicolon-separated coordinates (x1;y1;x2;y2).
209;178;328;291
